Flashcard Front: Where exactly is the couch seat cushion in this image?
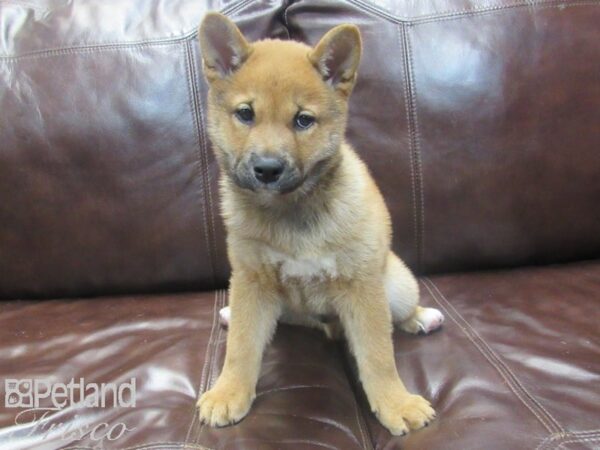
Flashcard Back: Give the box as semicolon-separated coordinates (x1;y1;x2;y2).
0;290;368;449
361;261;600;450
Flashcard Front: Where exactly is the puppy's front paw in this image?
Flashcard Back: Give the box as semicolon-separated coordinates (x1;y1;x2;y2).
375;393;436;436
197;382;254;427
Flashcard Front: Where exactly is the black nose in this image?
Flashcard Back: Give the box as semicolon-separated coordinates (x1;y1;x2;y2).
253;156;285;184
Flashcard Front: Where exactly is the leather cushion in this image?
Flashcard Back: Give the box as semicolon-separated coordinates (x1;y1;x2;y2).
0;290;368;449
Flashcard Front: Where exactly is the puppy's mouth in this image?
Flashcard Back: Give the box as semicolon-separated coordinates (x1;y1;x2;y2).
228;153;302;195
221;145;342;198
229;154;337;197
231;168;303;194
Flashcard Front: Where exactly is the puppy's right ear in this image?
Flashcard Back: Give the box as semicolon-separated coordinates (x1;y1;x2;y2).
199;12;250;81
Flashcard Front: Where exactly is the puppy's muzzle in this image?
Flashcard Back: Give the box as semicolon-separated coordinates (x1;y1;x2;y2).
231;152;302;194
251;154;285;184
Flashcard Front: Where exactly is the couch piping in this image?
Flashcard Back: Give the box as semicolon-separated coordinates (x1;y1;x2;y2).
536;430;600;450
193;290;226;445
192;290;226;445
209;291;226;389
352;373;370;449
422;278;564;434
184;290;223;448
192;51;221;286
2;0;597;61
186;38;220;286
346;0;599;25
398;24;425;271
65;442;210;450
0;0;255;59
184;40;217;287
189;291;372;449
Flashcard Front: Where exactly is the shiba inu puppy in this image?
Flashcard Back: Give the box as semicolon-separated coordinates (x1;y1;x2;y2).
196;12;444;436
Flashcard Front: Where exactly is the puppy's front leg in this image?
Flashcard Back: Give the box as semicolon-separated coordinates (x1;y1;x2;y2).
197;270;281;427
336;280;435;435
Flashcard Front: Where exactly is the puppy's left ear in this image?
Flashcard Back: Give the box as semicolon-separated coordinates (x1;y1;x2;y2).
309;24;362;96
199;12;251;81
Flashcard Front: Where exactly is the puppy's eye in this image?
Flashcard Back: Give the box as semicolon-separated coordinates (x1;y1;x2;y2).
294;112;315;130
235;105;254;124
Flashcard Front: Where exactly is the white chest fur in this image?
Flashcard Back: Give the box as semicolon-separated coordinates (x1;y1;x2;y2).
264;247;338;281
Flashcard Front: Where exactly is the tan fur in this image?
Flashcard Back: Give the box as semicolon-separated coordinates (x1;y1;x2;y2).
197;13;437;435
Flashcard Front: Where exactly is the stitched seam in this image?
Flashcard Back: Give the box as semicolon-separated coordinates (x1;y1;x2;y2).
193;59;220;288
190;292;371;449
538;433;569;450
184;290;220;447
187;39;218;287
422;279;554;433
397;24;418;269
344;0;599;25
62;442;211;450
1;2;596;60
403;24;425;270
192;289;222;444
194;290;226;444
424;278;564;432
336;340;376;449
352;382;371;450
422;278;562;433
558;435;600;449
398;24;424;270
413;1;600;24
183;290;218;446
184;39;217;287
0;0;256;59
193;289;225;445
0;35;191;60
210;291;226;389
537;434;562;450
63;441;210;450
350;0;552;21
0;39;184;63
432;281;566;434
425;279;564;432
537;432;600;450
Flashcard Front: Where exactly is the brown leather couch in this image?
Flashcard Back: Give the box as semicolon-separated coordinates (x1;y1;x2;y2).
1;1;598;449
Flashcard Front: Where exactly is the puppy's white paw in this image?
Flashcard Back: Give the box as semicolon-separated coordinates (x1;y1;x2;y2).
219;306;230;327
400;307;444;334
415;307;444;334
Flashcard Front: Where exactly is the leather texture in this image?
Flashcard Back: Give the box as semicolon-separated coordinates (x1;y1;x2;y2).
0;0;288;299
285;0;600;274
361;261;600;450
2;0;599;298
0;0;599;449
0;262;598;449
0;290;370;449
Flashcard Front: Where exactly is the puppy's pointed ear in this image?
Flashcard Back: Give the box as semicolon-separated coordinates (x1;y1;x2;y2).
199;12;250;80
309;24;362;95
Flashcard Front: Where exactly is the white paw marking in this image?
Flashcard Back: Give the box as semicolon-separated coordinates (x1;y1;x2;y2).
415;307;444;334
219;306;230;327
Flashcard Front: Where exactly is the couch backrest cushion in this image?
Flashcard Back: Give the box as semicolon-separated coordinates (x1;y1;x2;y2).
0;0;288;298
1;0;599;298
286;0;600;274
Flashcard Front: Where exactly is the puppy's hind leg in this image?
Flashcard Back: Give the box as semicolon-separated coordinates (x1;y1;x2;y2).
384;252;444;334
